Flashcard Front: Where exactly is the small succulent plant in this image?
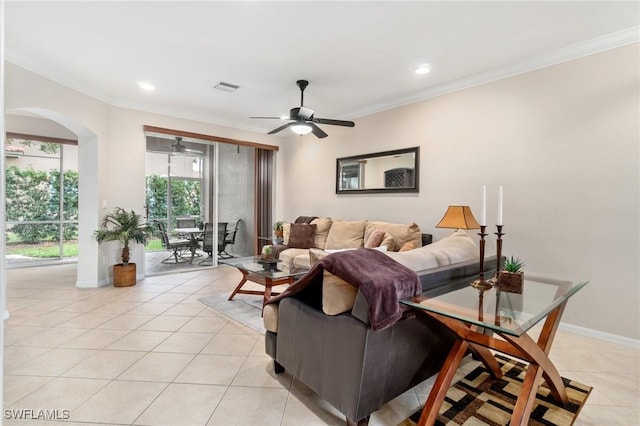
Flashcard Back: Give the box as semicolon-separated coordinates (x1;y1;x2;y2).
503;256;524;273
262;245;273;254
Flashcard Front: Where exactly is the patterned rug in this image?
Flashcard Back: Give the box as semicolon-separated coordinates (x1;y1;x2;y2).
399;354;592;426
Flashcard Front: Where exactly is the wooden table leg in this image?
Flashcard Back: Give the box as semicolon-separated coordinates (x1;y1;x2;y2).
228;269;249;301
417;338;469;426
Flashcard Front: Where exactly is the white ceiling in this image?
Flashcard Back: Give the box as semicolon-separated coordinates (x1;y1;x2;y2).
5;1;639;136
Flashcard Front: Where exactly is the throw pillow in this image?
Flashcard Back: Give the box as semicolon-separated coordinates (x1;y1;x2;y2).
324;220;367;249
399;241;416;252
380;232;395;250
322;271;358;315
364;229;385;248
282;222;291;245
310;217;333;249
287;223;317;249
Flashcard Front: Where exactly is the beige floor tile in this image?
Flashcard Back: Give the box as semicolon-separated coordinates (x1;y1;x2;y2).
4;325;49;345
59;329;129;350
207;386;289;426
150;293;190;304
152;331;214;353
201;333;260;356
3;346;51;371
3;374;53;406
96;314;155;330
9;377;109;412
16;326;89;348
175;354;245;385
281;388;348;426
70;380;166;424
218;319;260;335
126;302;174;315
8;348;97;377
162;302;206;316
232;355;293;388
93;301;141;314
135;383;227;426
106;330;172;351
57;312;120;329
137;315;192;332
63;350;146;379
118;352;195;382
370;393;422;426
576;404;640;425
180;316;228;333
16;311;82;328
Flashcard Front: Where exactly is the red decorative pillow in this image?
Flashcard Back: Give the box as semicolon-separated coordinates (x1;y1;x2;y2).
288;223;317;249
365;229;385;248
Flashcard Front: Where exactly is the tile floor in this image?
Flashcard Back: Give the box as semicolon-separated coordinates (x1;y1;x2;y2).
3;264;639;425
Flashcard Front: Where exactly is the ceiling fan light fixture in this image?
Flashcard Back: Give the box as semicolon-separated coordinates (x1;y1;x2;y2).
291;124;312;135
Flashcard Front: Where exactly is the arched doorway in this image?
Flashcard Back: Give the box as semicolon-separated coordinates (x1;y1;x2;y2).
5;108;101;288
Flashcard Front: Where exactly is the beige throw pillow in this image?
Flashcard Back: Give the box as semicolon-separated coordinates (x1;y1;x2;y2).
311;217;333;249
322;271;358;315
324;220;367;249
364;221;422;251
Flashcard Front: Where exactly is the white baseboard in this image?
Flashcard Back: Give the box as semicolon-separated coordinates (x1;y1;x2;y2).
560;322;640;349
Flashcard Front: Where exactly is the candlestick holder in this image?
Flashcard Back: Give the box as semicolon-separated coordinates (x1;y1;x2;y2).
495;225;505;276
471;225;492;290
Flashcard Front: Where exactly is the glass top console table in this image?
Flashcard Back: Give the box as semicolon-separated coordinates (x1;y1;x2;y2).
401;275;588;426
220;256;308;308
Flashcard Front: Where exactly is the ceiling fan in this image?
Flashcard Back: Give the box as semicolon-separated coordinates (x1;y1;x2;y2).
171;137;203;156
250;80;355;139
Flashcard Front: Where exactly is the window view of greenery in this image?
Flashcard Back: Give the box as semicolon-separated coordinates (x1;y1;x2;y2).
5;139;79;262
145;175;202;251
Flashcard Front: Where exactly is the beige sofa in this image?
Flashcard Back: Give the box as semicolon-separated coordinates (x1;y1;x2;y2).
275;217;424;269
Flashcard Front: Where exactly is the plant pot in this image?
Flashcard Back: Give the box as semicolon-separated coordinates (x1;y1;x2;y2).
275;230;283;239
498;271;523;294
114;263;136;287
260;253;275;262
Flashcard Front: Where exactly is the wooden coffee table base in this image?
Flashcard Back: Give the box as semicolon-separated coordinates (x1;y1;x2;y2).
228;269;295;307
416;302;569;426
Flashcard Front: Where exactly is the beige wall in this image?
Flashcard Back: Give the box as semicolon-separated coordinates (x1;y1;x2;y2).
278;44;640;341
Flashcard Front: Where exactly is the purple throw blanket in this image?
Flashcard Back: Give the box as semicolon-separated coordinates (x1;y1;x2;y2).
267;248;421;330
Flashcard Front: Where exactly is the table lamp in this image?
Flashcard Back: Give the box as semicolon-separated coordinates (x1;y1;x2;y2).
435;205;480;230
436;205;491;290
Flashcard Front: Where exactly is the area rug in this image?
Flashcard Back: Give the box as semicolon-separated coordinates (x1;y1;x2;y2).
198;292;266;334
399;354;592;426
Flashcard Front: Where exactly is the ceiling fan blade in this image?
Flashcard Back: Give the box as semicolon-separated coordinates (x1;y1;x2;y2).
314;118;355;127
268;122;295;135
250;116;285;120
309;123;328;139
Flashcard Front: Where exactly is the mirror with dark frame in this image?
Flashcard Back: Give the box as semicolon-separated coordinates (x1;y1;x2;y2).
336;146;419;194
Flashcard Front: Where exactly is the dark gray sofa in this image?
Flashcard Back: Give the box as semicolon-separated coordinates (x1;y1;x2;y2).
265;255;498;426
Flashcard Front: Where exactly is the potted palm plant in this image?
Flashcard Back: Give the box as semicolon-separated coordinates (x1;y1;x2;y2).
94;207;152;287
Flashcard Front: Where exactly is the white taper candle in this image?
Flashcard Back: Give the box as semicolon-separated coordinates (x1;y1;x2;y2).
481;185;486;226
497;185;503;225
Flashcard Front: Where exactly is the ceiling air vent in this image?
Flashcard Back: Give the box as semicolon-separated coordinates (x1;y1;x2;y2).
214;81;240;92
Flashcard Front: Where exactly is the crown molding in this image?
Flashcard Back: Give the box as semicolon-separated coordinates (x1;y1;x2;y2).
350;26;640;120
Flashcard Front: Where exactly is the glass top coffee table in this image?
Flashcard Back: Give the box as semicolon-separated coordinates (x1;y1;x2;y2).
220;256;308;308
400;274;588;426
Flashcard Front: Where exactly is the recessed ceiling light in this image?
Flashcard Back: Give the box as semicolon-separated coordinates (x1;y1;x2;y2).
137;81;156;91
414;64;431;75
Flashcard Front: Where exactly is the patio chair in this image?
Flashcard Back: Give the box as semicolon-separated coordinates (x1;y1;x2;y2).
155;221;192;264
199;222;229;265
219;219;242;259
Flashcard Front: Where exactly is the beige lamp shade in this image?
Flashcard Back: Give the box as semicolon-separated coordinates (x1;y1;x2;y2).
436;205;480;230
